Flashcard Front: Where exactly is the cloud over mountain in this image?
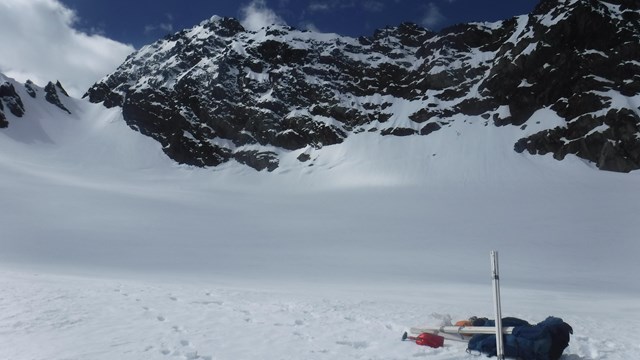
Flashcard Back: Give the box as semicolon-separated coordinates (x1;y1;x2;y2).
240;0;287;31
0;0;134;96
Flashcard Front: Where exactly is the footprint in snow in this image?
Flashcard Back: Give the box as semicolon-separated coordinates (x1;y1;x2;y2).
191;300;223;306
163;347;211;360
157;316;166;322
172;325;185;333
336;340;369;349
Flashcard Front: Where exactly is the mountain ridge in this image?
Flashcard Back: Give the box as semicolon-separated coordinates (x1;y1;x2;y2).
3;0;639;173
1;73;72;128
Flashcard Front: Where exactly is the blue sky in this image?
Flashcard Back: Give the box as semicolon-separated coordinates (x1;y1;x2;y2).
58;0;540;48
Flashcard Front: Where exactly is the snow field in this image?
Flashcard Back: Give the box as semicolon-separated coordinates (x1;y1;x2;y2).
1;74;640;359
1;271;639;360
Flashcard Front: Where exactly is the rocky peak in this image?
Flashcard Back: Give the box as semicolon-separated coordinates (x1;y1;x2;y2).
44;81;71;114
371;22;434;48
0;74;74;128
480;0;640;171
85;0;640;172
0;80;25;119
200;16;245;37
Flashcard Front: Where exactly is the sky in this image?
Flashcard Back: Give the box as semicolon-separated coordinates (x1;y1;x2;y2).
0;0;539;96
57;0;541;48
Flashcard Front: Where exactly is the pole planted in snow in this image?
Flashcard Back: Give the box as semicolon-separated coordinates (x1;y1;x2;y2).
491;251;505;360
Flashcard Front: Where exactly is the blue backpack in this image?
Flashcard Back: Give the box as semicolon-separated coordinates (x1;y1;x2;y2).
467;317;573;360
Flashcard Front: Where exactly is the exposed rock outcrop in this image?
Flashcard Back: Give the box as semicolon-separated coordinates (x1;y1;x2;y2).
85;1;640;172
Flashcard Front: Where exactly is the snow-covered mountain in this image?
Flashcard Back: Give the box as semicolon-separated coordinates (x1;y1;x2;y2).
0;72;170;171
85;0;640;172
2;1;640;359
0;74;69;127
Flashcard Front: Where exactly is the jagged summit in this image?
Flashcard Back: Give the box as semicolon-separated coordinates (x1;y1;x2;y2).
85;0;640;172
0;74;73;128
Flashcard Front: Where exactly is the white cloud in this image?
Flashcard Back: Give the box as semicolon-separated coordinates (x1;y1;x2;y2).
308;2;332;12
307;1;356;13
144;23;174;35
421;2;446;29
239;0;286;31
0;0;134;97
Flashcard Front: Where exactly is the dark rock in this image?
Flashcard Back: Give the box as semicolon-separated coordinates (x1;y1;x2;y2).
234;150;279;171
206;17;245;37
435;87;468;101
297;153;311;162
420;122;442;136
456;97;498;116
0;81;25;117
381;127;416;136
393;22;433;47
165;131;232;167
515;108;640;172
0;98;7;127
84;82;124;108
280;116;346;149
494;116;514;127
409;108;439;123
83;0;640;172
274;129;307;150
44;82;71;114
25;80;37;98
55;81;70;97
254;40;308;65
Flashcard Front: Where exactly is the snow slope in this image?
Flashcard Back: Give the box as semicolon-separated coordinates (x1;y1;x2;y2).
1;74;639;359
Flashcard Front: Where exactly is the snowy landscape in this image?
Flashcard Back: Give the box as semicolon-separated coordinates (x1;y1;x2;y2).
2;0;640;359
1;71;639;360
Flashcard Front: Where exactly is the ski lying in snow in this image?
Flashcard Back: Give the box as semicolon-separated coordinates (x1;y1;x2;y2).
409;325;514;342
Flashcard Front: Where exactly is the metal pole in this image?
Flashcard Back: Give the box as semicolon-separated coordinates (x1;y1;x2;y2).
491;251;505;360
409;326;515;336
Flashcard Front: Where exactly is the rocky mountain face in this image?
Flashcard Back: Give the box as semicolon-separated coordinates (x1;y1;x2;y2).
0;74;72;127
0;78;25;128
85;0;640;172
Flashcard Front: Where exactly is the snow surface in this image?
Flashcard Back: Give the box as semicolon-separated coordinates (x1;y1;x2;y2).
1;75;640;359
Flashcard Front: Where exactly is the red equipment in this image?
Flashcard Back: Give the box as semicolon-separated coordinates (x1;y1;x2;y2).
402;331;444;348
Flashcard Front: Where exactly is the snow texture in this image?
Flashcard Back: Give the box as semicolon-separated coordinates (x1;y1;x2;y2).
1;69;640;359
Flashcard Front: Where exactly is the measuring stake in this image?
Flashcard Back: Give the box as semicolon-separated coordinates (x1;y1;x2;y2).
491;250;505;360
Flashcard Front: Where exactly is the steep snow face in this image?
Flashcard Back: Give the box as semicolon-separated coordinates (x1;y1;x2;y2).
85;0;640;173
